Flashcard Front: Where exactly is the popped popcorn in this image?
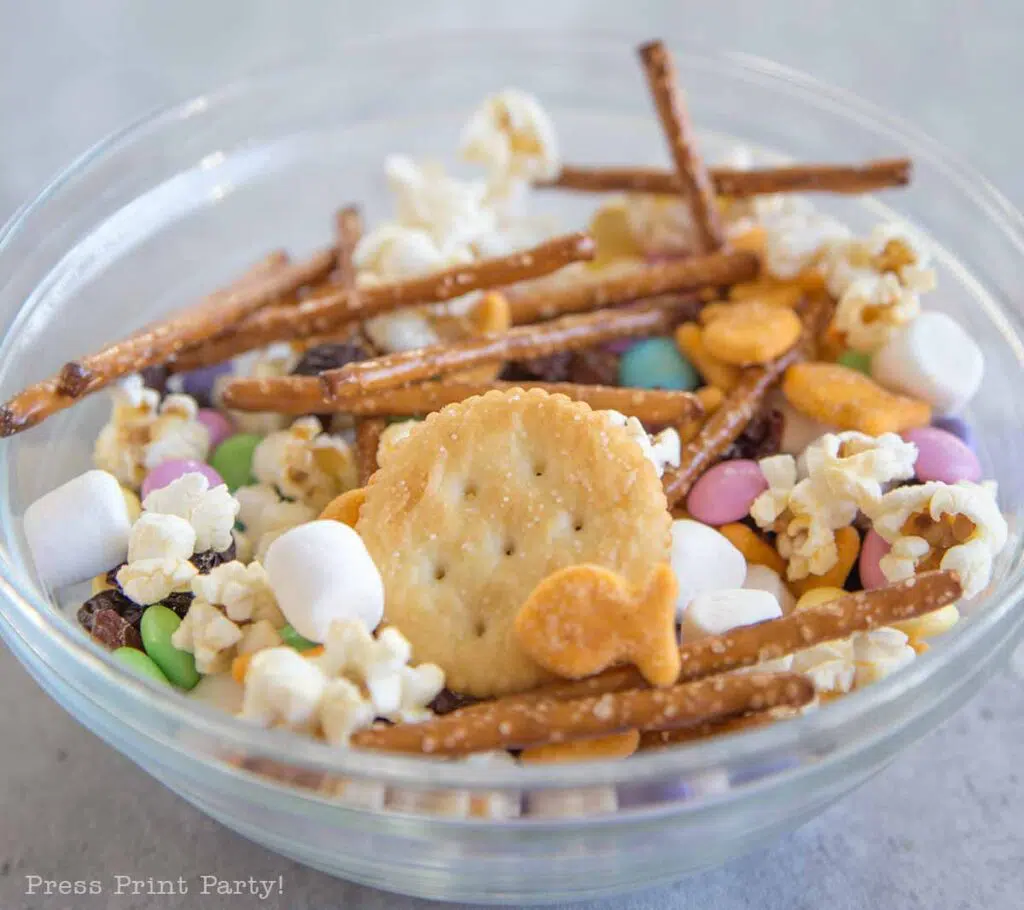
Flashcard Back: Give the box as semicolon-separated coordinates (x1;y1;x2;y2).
94;377;210;488
852;626;916;687
867;480;1008;598
191;560;283;626
126;512;196;562
171;600;243;674
833;273;922;353
143;472;239;553
239;647;327;730
235;483;317;561
623;193;700;257
460;89;560;202
823;222;936;299
116;557;198;606
237;619;284;656
803;431;918;508
762;210;851;279
354;224;471;285
319;677;376;746
376;420;421;467
216;343;299;435
601;410;681;478
251;417;358;513
791;639;856;696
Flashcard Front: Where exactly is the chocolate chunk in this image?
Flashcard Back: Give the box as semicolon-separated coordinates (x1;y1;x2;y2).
163;592;195;619
569;348;620;387
190;541;236;574
292;341;371;377
89;609;143;651
500;351;574;383
428;689;481;715
722;407;784;461
140;365;170;397
78;588;144;634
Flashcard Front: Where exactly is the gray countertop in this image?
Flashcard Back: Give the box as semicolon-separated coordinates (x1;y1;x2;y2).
1;2;1021;908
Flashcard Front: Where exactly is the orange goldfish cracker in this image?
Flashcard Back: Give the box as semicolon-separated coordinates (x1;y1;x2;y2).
701;300;803;366
515;564;681;687
319;487;366;526
783;361;931;434
520;730;640;763
675;323;740;391
718;523;788;577
790;526;861;598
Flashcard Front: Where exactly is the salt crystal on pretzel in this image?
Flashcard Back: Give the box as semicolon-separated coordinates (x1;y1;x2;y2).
0;248;337;437
661;293;832;507
350;671;813;755
168;232;596;372
319;302;688;400
507;249;757;324
542;158;913;198
220;376;704;425
354;418;387;486
637;40;725;252
462;569;962;708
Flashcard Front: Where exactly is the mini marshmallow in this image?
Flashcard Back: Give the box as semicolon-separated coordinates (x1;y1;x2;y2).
669;519;747;620
871;311;983;414
779;402;831;456
743;564;796;614
680;588;782;641
263;520;384;642
23;470;132;590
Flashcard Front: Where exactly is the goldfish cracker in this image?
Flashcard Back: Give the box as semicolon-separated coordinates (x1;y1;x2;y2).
718;523;787;577
674;323;740;391
790;526;861;598
701;300;803;366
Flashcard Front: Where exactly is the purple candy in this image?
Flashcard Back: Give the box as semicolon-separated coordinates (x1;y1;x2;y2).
197;408;234;450
859;529;891;590
931;415;976;451
141;460;224;499
902;426;982;484
178;362;234;407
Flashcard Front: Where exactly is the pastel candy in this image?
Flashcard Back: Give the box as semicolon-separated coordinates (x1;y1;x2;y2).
686;459;767;526
871;312;983;413
931;415;976;451
902;426;982;484
681;588;782;641
859;529;891;590
264;520;384;642
176;361;234;407
837;349;871;375
140;604;200;690
23;470;132;590
209;433;262;491
112;647;171;686
669;519;747;620
197;408;235;450
618;337;700;391
141;459;224;499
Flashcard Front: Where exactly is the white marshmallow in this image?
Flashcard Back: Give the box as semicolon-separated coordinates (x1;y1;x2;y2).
263;520;384;642
681;588;782;641
743;564;796;614
669;520;747;620
871;311;983;414
23;470;132;590
779;403;832;456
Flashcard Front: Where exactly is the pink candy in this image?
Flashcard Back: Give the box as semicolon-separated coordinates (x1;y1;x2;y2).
141;460;224;499
197;408;235;450
902;426;982;484
686;460;768;526
859;529;891;590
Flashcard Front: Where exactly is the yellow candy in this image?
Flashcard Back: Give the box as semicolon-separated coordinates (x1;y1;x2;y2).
701;300;803;366
91;573;115;595
893;604;960;642
783;362;932;435
794;586;847;612
121;487;142;522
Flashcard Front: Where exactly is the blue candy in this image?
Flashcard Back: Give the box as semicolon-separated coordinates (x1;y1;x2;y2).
931;415;976;452
617;337;699;391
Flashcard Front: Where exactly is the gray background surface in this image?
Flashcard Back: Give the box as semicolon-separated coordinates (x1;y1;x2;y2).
0;2;1021;908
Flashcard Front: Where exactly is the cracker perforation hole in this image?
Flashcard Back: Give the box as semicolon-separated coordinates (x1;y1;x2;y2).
573;518;585;532
534;462;547;478
434;565;448;581
464;482;478;501
504;540;517;557
474;619;487;637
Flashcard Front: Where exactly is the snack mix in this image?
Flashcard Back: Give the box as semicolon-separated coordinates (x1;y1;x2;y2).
10;40;1002;818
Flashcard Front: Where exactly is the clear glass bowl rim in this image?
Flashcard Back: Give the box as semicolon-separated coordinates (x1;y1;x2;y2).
1;30;1023;795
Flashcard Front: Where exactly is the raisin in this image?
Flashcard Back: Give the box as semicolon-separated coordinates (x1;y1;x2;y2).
291;341;371;377
500;351;574;383
140;365;169;397
190;541;236;574
163;592;195;619
722;407;784;461
89;609;143;651
78;589;144;633
106;564;125;590
569;348;620;386
428;689;480;715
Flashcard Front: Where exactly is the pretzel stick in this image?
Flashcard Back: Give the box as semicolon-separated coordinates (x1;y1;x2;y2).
169;232;596;372
350;671;813;756
221;377;705;424
637;707;797;750
660;293;831;507
452;569;963;711
508;249;757;324
333;205;362;288
355;418;386;485
638;40;724;252
541;157;913;198
0;249;336;437
320;303;684;400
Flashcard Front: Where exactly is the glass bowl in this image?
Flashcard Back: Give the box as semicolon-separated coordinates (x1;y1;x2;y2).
1;33;1023;905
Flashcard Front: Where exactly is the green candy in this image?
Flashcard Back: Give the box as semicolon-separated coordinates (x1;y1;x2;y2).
140;604;200;690
618;337;700;391
837;349;872;375
209;433;262;490
279;623;318;651
112;647;171;686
